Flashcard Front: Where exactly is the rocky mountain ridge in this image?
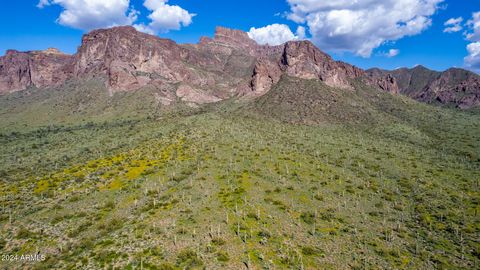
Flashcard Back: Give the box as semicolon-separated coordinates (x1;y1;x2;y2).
0;26;478;108
367;66;480;109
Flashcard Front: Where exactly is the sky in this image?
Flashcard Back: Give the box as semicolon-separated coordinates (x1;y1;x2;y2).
1;0;480;72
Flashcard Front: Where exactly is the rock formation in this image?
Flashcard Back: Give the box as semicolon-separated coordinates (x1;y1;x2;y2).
0;49;73;92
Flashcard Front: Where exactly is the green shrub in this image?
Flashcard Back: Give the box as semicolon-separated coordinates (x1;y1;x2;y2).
211;237;226;246
176;249;203;269
301;246;323;256
216;251;229;262
300;212;315;225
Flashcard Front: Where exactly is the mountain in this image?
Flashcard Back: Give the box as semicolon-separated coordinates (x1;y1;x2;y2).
2;26;479;110
0;26;397;105
0;27;479;270
4;25;479;109
367;66;480;109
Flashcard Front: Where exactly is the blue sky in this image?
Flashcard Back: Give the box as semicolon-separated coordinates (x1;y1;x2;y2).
1;0;480;72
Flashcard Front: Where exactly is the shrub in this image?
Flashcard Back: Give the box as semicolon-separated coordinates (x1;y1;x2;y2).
176;249;203;269
16;227;34;239
300;212;315;225
301;246;323;256
257;230;271;238
211;238;226;246
158;263;176;270
216;251;229;262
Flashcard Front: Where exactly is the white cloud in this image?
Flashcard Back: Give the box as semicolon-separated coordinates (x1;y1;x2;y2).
37;0;50;8
37;0;194;34
445;17;463;25
465;12;480;71
296;26;306;39
286;0;444;57
443;17;463;33
135;0;195;34
37;0;138;31
465;42;480;70
133;23;156;35
386;49;400;57
247;24;305;46
466;12;480;42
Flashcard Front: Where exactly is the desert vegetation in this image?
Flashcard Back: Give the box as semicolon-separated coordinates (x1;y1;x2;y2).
0;78;479;269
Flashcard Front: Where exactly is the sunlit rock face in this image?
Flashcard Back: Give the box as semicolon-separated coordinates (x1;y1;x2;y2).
0;49;74;93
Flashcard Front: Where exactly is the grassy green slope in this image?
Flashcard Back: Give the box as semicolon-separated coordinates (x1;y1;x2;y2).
0;78;479;269
0;79;177;131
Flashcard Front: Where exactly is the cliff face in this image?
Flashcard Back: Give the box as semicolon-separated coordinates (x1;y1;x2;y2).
74;26;195;92
249;40;399;96
0;50;31;92
9;25;480;108
0;49;74;93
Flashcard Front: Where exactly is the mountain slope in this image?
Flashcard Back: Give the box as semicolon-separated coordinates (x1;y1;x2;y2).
0;86;479;269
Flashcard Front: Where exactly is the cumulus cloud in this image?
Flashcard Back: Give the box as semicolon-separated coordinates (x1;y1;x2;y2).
134;0;195;34
37;0;138;31
286;0;444;57
465;12;480;71
386;49;400;57
443;17;463;33
466;12;480;42
465;42;480;70
37;0;194;34
296;26;306;40
37;0;50;8
247;24;305;45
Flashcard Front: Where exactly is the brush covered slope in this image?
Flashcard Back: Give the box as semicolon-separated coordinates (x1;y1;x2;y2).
0;73;479;270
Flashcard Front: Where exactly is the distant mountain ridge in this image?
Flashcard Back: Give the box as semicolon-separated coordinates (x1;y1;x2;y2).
0;25;478;109
367;66;480;109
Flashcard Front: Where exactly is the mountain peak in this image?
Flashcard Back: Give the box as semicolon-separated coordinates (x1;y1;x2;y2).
88;25;137;34
412;64;430;71
5;49;20;55
41;48;64;55
214;26;251;39
79;25;173;47
212;26;258;47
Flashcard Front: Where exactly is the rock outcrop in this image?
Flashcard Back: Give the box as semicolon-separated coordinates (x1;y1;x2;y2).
281;41;357;88
251;58;283;96
199;26;258;54
0;49;74;93
249;40;398;95
365;68;399;94
74;26;192;91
